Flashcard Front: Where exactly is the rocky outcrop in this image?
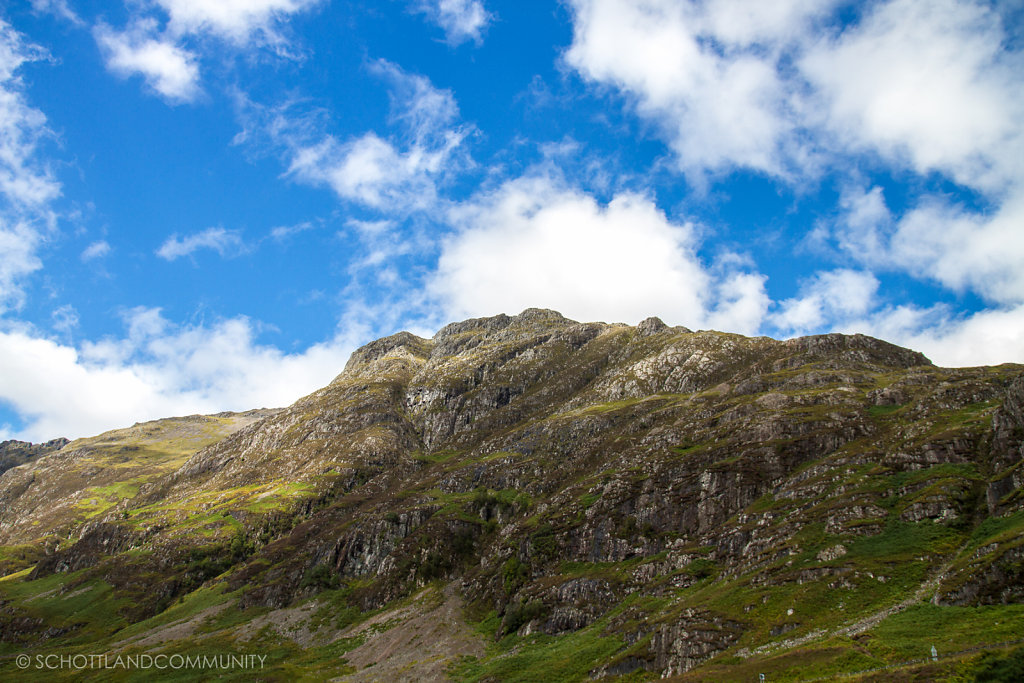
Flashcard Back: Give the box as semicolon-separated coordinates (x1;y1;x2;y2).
0;437;68;476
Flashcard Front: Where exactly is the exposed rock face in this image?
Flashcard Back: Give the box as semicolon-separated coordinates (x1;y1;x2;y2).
1;310;1023;680
0;438;68;476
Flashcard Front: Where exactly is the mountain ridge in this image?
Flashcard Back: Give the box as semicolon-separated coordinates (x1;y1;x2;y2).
1;310;1022;681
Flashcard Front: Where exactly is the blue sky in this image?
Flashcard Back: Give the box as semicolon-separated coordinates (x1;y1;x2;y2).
1;0;1023;441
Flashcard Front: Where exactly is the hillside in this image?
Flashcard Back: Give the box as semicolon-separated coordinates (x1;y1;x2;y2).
1;309;1023;681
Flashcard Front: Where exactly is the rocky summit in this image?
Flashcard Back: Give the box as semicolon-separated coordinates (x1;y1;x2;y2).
1;309;1023;681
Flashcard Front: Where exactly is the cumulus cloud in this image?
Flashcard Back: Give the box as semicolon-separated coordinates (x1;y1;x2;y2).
92;1;322;103
564;0;1022;188
430;174;767;332
94;20;201;103
413;0;491;45
564;0;1024;363
817;0;1024;326
156;227;245;260
155;0;323;46
848;303;1024;368
240;61;471;213
0;308;358;441
800;0;1023;194
832;186;1024;306
772;269;879;334
564;0;835;182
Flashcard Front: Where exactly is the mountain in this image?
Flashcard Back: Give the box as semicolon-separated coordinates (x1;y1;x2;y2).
1;309;1022;681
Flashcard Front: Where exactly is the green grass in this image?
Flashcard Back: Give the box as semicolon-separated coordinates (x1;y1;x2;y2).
847;518;962;561
865;603;1024;661
109;583;236;642
967;509;1024;550
451;624;623;683
0;572;130;651
868;404;905;417
413;449;461;464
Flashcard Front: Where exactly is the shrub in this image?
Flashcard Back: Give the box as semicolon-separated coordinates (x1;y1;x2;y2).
502;598;547;634
530;523;556;559
301;563;340;590
970;646;1024;682
503;556;529;594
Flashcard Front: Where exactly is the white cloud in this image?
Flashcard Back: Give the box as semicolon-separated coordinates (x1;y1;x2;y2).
92;1;322;104
0;23;59;210
772;269;879;334
850;303;1024;368
268;221;313;242
242;61;471;213
564;0;1024;349
51;304;78;333
413;0;491;46
156;227;244;260
94;21;201;103
705;271;770;337
833;185;1024;305
371;60;460;139
564;0;1022;189
29;0;83;26
831;185;889;262
0;20;60;313
286;130;465;210
0;221;43;313
698;0;835;46
81;240;111;261
430;174;767;332
563;0;835;182
155;0;323;46
889;195;1024;304
800;0;1023;194
0;308;358;441
817;0;1024;312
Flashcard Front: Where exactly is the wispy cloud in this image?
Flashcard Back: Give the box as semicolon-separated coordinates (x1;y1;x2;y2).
0;19;60;314
268;221;313;241
80;240;111;261
51;303;79;334
237;60;472;214
156;227;245;260
29;0;83;26
412;0;491;46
